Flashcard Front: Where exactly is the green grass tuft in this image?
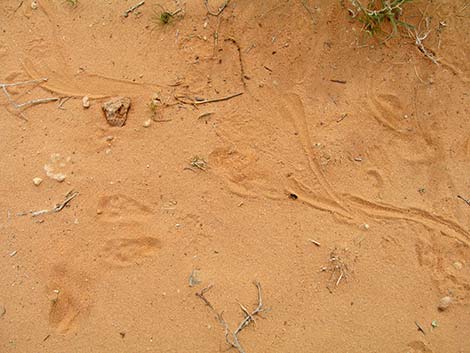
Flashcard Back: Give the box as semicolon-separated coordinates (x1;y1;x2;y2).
349;0;414;38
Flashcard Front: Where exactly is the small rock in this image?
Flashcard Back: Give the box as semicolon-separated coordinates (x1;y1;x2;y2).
189;270;201;287
52;173;66;182
82;96;90;109
0;304;5;318
453;261;463;270
31;0;38;10
105;135;114;141
438;296;453;311
33;177;43;186
102;97;131;127
143;119;151;128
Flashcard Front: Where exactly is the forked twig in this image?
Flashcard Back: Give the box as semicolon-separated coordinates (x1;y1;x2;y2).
196;281;266;353
408;28;439;65
1;78;60;120
52;190;79;212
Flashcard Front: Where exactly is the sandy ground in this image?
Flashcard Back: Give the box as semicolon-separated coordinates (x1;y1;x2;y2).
1;0;470;352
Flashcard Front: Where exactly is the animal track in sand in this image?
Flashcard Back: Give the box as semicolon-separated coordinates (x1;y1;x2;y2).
47;265;91;333
209;146;282;199
100;237;162;267
367;93;408;134
97;194;153;224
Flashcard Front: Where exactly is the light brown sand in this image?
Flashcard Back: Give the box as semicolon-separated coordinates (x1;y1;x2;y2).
1;1;469;352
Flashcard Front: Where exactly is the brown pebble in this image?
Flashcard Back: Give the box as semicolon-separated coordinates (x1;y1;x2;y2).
0;304;5;318
102;97;131;127
438;296;453;311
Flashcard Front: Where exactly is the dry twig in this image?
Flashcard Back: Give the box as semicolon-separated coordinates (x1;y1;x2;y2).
123;0;145;17
457;195;470;207
175;92;243;106
204;0;230;16
196;282;266;353
309;239;321;247
409;28;439;65
20;190;79;218
1;78;60;120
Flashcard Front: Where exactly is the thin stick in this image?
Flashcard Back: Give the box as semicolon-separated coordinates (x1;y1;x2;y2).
53;191;79;212
204;0;230;16
336;271;344;286
176;92;243;106
58;96;72;109
415;321;426;335
123;0;145;17
15;97;59;108
14;0;24;13
198;112;214;120
457;195;470;207
0;78;47;88
309;239;321;247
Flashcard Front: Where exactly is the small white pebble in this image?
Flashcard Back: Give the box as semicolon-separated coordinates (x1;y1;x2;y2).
33;177;43;186
82;96;90;109
54;174;66;182
105;135;114;141
453;261;463;270
143;119;151;128
31;0;38;10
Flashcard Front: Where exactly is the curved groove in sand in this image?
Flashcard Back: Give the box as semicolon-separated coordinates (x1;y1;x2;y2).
285;94;352;216
23;59;166;98
283;93;469;244
343;194;470;245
